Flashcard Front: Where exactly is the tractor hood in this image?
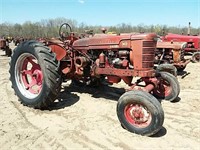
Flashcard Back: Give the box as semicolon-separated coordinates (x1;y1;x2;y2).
163;33;200;40
156;41;187;50
73;33;157;49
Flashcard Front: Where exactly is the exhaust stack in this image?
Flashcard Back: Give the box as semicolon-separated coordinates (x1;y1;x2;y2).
187;22;191;36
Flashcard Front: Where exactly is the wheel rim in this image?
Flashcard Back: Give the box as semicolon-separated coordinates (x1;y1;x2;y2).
15;53;43;99
124;103;152;128
194;53;200;62
154;79;172;97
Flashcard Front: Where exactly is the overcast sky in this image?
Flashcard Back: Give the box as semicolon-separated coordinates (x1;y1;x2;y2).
0;0;200;27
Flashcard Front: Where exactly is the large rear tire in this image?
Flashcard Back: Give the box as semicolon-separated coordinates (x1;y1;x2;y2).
117;90;164;136
9;40;62;109
153;72;180;102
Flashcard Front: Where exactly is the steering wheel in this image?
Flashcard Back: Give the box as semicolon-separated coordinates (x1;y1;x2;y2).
59;23;72;39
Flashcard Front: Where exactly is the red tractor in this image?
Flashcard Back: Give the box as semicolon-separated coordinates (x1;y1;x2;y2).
162;33;200;62
155;41;191;73
9;23;180;136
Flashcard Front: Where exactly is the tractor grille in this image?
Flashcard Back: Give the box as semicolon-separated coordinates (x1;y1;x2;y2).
180;48;185;60
142;41;155;68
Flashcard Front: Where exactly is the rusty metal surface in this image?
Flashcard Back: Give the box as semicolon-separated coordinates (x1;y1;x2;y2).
48;44;67;61
156;41;186;50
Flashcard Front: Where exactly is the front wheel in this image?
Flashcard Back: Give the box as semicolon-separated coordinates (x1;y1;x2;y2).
9;41;62;109
153;72;180;102
191;52;200;63
156;64;177;77
117;90;164;136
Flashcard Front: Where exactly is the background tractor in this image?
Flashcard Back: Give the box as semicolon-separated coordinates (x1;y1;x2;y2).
162;23;200;63
9;23;180;136
155;41;191;73
0;38;12;57
0;38;6;49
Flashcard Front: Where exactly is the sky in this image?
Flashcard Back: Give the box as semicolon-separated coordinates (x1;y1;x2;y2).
0;0;200;28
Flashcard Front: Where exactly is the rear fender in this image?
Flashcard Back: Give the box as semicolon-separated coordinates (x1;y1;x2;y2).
48;44;66;61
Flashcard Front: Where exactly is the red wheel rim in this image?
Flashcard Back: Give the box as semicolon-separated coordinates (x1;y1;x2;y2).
124;103;152;128
15;53;43;99
21;56;43;94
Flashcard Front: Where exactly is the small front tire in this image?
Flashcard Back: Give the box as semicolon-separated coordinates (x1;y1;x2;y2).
117;90;164;136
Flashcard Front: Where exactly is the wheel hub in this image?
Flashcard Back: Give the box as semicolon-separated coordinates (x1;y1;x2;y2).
129;104;149;123
15;53;43;98
124;103;151;127
32;69;43;85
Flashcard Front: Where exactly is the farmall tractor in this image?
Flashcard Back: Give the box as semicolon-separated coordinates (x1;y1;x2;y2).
162;31;200;63
9;23;180;136
155;40;191;74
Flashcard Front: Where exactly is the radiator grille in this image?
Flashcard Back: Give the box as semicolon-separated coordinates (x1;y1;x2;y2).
142;62;154;68
142;48;155;54
180;49;185;60
143;41;155;47
142;41;155;68
142;54;155;61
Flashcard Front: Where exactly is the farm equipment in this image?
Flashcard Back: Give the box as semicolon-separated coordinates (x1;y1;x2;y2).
155;41;191;72
162;24;200;63
0;38;6;49
13;37;25;46
0;38;12;56
9;23;180;136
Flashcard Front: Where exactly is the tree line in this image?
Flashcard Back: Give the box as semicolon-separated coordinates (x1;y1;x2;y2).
0;17;199;39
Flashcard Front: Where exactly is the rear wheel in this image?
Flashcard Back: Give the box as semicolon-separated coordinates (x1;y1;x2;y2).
9;41;62;109
191;52;200;63
117;90;164;136
153;72;180;102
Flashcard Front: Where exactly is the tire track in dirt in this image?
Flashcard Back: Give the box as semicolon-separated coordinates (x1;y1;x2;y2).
0;50;88;149
0;52;40;148
1;48;200;149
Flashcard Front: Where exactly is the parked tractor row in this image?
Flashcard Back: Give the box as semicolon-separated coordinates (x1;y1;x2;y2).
8;23;200;136
161;33;200;63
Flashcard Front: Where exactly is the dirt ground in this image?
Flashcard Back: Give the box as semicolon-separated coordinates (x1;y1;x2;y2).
0;43;200;150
